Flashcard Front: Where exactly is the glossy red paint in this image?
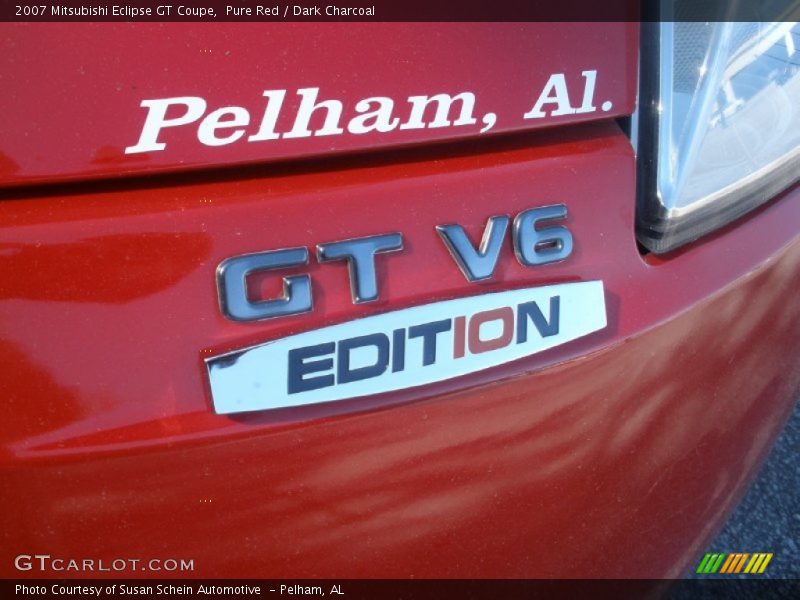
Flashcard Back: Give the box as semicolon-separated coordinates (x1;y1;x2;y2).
1;119;799;578
0;22;637;187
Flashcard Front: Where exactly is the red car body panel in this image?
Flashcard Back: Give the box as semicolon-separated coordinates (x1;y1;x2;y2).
1;22;799;580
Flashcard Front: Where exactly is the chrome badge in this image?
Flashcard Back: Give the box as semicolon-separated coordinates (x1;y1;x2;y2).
207;204;607;414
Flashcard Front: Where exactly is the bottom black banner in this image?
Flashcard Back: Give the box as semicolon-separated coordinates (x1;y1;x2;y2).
4;579;800;600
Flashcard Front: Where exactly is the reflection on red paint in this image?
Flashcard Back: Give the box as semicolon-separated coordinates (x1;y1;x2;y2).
0;120;798;579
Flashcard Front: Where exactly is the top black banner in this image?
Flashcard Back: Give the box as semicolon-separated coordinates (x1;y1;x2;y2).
3;0;800;22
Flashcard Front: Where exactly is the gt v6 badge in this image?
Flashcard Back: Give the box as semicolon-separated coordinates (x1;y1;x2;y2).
216;204;573;322
206;204;604;415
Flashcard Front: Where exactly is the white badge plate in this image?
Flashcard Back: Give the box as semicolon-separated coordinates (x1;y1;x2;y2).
207;280;606;414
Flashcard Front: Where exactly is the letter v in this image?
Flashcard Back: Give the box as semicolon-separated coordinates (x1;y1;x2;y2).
436;215;510;282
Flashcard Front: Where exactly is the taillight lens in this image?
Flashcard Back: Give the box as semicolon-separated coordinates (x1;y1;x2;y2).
636;21;800;253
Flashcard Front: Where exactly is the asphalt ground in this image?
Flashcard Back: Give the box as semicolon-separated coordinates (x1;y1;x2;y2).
688;397;800;580
664;400;799;599
707;402;800;579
